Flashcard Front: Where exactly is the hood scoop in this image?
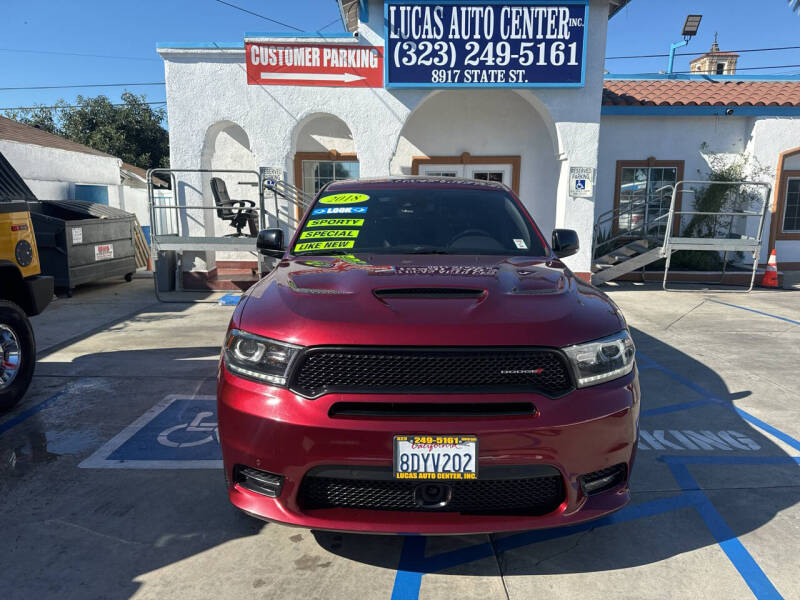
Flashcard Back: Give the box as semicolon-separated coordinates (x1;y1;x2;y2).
373;287;486;300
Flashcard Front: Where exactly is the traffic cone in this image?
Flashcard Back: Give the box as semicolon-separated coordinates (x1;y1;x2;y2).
760;249;779;288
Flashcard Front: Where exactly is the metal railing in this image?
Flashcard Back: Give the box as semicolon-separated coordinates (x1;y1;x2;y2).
661;180;771;292
591;180;772;292
146;168;270;302
592;185;674;260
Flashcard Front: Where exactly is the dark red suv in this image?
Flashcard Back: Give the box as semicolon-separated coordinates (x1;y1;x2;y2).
217;178;639;534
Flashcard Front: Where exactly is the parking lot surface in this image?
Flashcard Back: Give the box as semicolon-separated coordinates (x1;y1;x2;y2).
1;280;798;600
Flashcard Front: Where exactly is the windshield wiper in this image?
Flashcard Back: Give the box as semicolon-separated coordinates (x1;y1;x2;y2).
405;246;451;255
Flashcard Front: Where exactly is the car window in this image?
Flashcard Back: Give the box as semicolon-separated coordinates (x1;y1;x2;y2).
292;187;548;256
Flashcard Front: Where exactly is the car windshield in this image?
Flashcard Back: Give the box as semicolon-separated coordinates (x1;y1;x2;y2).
291;186;548;256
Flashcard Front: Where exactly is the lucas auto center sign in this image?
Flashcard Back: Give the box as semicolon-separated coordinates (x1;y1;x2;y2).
385;1;587;87
246;1;586;89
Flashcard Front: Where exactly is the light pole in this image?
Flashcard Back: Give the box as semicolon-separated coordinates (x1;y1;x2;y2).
667;14;703;76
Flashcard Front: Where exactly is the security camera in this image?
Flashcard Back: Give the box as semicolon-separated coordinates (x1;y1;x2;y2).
725;108;734;116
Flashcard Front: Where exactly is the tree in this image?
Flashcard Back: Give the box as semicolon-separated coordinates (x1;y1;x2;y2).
5;92;169;169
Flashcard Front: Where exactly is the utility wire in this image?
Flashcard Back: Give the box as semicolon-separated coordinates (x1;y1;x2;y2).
0;47;160;61
317;17;343;32
0;82;165;91
213;0;304;32
607;44;800;60
1;101;167;111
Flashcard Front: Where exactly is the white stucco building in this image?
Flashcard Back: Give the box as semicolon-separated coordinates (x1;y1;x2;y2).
0;116;159;236
157;0;800;284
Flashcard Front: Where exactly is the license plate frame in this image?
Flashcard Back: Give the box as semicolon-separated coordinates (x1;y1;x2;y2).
393;435;478;481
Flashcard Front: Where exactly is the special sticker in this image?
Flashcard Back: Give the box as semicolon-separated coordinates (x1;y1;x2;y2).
294;240;356;252
306;218;364;228
318;193;370;205
299;229;360;240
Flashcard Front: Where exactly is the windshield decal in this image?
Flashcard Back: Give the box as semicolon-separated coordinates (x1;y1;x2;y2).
318;193;370;205
513;239;528;249
306;218;364;228
311;206;368;215
299;229;360;240
294;240;356;253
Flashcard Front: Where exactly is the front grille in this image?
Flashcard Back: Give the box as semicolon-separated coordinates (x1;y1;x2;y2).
297;467;565;515
289;347;573;398
329;401;536;418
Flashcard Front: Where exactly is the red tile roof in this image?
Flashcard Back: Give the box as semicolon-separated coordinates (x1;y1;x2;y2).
602;79;800;107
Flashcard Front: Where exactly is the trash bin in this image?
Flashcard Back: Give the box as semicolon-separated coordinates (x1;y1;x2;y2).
29;200;137;294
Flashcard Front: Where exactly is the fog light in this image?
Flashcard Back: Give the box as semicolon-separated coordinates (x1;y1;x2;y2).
234;465;285;498
579;463;627;495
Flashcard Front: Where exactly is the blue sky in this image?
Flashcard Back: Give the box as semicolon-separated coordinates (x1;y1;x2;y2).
1;0;799;112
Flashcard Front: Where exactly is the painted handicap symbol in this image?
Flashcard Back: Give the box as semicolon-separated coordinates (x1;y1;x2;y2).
79;395;222;468
157;411;219;448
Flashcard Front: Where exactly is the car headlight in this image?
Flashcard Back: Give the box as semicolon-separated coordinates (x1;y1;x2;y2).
562;330;635;388
223;329;302;385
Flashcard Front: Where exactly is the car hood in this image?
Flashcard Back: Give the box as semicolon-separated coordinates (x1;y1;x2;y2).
239;255;626;348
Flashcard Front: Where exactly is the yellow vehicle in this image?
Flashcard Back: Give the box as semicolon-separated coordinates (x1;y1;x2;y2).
0;151;53;411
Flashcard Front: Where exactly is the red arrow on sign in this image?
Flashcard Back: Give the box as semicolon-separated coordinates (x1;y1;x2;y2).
246;42;383;88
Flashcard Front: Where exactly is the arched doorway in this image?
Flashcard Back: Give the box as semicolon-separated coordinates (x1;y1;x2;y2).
293;113;359;198
390;90;559;231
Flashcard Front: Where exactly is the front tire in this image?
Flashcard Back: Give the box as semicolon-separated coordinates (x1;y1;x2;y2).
0;300;36;412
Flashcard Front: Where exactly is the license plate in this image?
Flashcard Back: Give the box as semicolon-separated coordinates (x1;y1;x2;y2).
393;435;478;480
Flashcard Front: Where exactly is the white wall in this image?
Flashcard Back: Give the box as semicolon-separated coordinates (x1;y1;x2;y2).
0;139;122;208
160;0;611;274
597;114;800;264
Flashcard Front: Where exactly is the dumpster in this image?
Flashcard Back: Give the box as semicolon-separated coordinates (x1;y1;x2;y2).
29;200;137;294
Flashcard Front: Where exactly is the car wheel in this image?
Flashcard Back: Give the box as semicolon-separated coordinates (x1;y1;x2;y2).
0;300;36;412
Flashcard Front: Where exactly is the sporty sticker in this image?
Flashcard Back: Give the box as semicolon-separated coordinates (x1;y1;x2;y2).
311;206;368;215
299;229;360;240
513;239;528;249
294;240;356;252
306;218;364;228
318;193;369;205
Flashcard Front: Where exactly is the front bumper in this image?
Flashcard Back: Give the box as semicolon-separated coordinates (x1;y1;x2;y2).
217;364;640;534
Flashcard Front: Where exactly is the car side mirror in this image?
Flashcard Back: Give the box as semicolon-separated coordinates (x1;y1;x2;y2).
257;228;285;257
552;229;579;258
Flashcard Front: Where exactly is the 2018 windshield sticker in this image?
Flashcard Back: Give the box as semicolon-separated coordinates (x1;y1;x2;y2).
513;239;528;249
312;206;368;215
294;240;355;252
306;218;364;228
318;193;370;205
299;229;360;240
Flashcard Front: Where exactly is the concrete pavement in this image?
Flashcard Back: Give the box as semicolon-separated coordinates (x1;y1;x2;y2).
1;280;798;599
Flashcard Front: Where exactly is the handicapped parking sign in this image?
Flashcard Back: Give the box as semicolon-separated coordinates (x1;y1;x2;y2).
79;395;222;469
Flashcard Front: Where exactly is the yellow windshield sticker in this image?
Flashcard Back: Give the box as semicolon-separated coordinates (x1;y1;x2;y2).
300;229;360;240
294;240;355;252
306;218;364;228
318;193;369;205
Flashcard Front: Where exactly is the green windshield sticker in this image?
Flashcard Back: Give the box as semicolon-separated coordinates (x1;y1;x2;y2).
299;229;360;240
318;193;369;205
306;218;364;228
294;240;355;253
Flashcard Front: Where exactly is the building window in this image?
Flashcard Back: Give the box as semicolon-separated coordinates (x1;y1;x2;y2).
614;161;682;235
716;62;725;74
783;177;800;232
74;184;109;205
300;159;359;195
